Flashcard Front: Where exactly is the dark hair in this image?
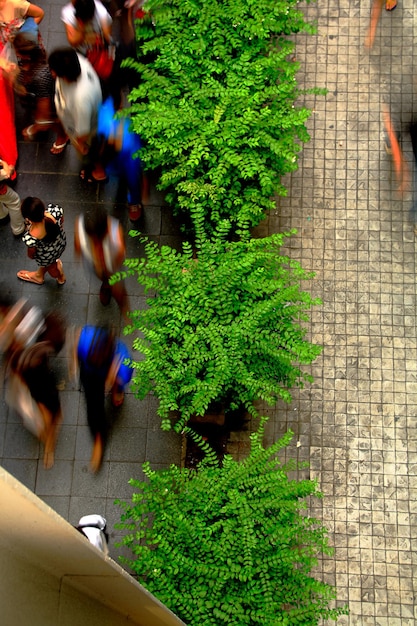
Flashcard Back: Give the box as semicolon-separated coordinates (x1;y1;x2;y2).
83;206;108;239
74;0;96;22
21;196;60;242
21;196;46;223
48;48;81;82
13;33;47;64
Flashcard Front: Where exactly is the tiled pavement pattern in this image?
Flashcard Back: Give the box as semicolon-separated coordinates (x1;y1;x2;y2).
258;1;417;624
0;1;416;624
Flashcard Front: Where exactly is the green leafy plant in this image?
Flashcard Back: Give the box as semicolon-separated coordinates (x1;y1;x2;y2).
125;0;321;239
116;419;348;625
118;230;322;431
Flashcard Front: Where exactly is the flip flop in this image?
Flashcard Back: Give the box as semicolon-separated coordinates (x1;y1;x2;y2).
50;139;70;155
23;121;55;141
17;270;44;285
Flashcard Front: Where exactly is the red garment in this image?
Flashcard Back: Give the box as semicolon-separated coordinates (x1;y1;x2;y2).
0;71;17;169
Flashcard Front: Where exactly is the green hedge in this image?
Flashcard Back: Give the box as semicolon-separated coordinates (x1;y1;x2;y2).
126;0;320;239
118;231;322;432
116;421;348;625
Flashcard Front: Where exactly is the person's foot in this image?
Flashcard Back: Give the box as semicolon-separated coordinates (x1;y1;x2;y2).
91;165;108;181
128;203;143;222
50;139;70;155
385;0;397;10
22;121;55;141
17;270;44;284
79;169;108;183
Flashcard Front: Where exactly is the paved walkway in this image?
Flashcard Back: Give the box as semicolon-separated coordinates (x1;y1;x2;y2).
260;1;417;624
0;1;416;624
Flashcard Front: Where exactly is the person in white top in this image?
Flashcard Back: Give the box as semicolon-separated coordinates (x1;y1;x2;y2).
61;0;112;55
48;47;107;181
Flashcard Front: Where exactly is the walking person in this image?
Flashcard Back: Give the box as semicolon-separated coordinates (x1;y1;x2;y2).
74;205;129;316
1;302;66;469
0;157;25;235
13;33;69;154
17;196;66;285
68;324;133;472
48;47;105;181
97;93;144;222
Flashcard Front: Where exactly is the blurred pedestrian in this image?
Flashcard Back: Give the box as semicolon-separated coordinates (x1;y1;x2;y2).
48;47;105;181
61;0;112;56
382;105;409;197
74;205;129;316
0;157;25;235
1;302;66;469
97;94;144;222
17;196;67;285
365;0;398;49
68;324;133;472
13;33;69;153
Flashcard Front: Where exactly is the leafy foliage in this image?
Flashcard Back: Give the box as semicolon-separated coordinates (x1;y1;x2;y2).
125;0;320;239
117;231;322;431
116;420;348;625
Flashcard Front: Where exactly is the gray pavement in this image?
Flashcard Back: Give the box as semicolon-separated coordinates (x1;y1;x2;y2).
0;0;416;624
261;1;417;624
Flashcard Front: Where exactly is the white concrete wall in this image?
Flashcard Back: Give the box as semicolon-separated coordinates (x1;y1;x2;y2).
0;467;186;626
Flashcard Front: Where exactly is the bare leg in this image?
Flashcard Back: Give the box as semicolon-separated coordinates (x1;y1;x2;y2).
90;433;104;473
40;404;63;470
45;259;66;285
365;0;384;49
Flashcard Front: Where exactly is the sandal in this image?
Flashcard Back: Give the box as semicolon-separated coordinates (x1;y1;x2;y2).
50;139;70;155
79;169;108;183
56;259;66;285
128;203;143;222
22;121;55;141
17;270;44;285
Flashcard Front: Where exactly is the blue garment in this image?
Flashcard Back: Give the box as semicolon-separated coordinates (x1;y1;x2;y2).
77;325;132;387
115;339;133;387
98;97;143;205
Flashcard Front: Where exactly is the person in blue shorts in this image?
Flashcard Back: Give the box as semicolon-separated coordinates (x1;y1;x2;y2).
69;324;133;472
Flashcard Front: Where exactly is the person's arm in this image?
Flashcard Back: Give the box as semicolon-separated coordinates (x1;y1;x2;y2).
26;3;44;24
0;159;15;182
64;21;86;47
101;19;112;44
